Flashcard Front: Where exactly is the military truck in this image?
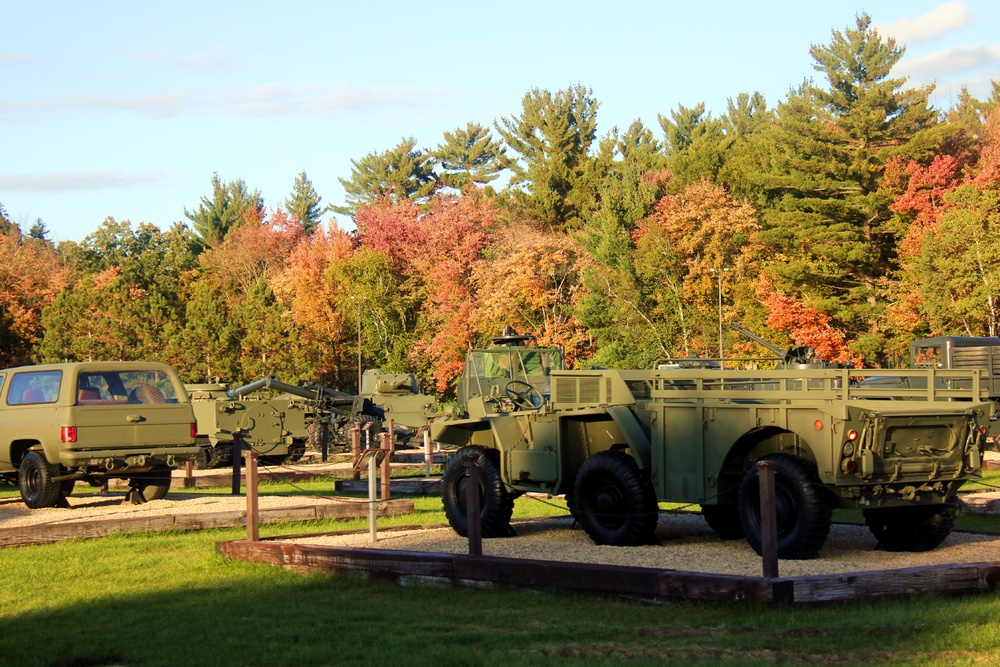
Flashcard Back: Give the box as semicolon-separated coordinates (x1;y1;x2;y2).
185;382;311;468
432;365;989;559
0;361;201;508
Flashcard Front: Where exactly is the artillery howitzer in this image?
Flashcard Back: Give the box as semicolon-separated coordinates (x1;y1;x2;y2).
360;369;438;445
187;376;384;468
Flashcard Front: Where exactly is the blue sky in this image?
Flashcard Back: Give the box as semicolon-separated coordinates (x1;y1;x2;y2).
2;0;998;243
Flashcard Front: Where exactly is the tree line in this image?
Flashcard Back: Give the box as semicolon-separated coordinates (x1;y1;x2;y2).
2;13;999;398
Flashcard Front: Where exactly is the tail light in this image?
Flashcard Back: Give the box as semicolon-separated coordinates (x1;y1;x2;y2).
61;426;78;443
191;423;198;439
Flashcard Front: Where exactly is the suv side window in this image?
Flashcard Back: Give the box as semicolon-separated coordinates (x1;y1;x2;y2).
7;371;62;405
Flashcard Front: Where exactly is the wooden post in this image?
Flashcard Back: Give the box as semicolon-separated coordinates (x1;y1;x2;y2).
387;419;395;453
320;418;329;463
380;431;391;500
184;460;194;489
231;434;243;496
756;460;779;579
463;452;482;557
350;426;361;482
245;450;259;542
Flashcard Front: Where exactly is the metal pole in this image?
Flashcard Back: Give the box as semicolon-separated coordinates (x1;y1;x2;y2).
756;460;779;578
369;453;378;543
245;450;259;542
357;300;363;394
463;452;482;556
424;425;432;477
718;270;724;363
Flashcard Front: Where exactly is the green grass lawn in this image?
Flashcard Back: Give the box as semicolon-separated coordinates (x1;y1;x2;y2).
4;475;1000;666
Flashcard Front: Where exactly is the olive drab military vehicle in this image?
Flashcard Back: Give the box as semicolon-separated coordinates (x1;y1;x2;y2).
186;382;311;468
432;360;990;560
360;368;438;445
0;361;201;508
187;375;386;467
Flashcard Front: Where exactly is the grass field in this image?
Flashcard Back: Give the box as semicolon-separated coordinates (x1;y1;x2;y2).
4;475;1000;666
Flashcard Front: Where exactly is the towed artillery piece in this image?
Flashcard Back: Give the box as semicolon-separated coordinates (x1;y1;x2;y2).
186;376;385;468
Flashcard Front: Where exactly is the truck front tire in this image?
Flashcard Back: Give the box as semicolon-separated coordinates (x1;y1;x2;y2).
441;446;515;538
19;451;63;509
570;450;658;546
127;470;172;503
737;454;832;560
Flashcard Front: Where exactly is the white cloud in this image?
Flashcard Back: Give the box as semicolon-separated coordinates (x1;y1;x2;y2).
898;42;1000;78
0;83;443;120
0;52;34;65
878;0;971;44
0;170;168;193
179;48;231;72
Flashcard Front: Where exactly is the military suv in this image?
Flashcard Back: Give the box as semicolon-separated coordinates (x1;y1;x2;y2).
0;361;200;508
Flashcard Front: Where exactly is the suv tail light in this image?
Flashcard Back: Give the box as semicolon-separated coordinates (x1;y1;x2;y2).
61;426;78;443
191;423;198;439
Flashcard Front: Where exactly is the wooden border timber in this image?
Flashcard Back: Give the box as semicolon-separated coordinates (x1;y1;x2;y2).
215;538;1000;605
0;499;413;548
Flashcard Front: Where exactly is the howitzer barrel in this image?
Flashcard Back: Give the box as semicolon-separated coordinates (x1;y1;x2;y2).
229;375;384;418
730;324;785;357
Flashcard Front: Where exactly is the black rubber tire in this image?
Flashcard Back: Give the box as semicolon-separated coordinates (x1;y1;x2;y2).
441;446;515;538
738;455;832;560
60;479;76;497
701;503;744;539
19;451;63;509
863;504;958;552
284;440;306;463
128;471;172;503
570;450;658;546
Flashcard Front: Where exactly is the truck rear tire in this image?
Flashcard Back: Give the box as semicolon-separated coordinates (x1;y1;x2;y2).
863;504;958;552
571;450;658;546
19;451;63;509
737;455;832;560
701;503;744;539
441;446;515;538
128;471;172;503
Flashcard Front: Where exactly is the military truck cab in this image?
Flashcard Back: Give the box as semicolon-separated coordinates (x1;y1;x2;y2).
457;329;564;416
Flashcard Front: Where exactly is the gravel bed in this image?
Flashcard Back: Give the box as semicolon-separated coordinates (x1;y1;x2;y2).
286;512;1000;578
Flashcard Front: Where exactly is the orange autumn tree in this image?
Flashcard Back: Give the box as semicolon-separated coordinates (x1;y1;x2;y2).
471;223;593;367
0;230;69;366
355;194;499;393
757;278;858;365
272;223;357;387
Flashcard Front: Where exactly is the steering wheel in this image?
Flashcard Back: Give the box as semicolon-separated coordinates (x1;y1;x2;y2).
504;380;544;410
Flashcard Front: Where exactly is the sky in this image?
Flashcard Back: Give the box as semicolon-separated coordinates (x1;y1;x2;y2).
2;0;999;244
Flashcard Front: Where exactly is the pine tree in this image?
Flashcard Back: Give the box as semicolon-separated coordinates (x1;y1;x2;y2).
757;13;938;362
494;85;601;230
185;174;265;247
433;122;510;191
333;138;437;216
285;170;324;235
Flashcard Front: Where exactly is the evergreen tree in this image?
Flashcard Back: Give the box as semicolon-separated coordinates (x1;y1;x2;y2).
333;137;437;216
0;203;14;235
185;174;265;247
495;85;601;230
757;13;938;361
433;122;510;191
285;170;324;235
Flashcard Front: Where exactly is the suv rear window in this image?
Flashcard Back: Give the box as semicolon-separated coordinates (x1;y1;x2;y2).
77;370;179;405
8;371;62;405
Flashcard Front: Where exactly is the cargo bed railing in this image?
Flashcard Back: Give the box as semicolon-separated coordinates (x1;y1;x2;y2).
610;367;989;404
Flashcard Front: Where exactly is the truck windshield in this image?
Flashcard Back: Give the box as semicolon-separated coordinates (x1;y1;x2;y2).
463;348;562;407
